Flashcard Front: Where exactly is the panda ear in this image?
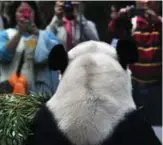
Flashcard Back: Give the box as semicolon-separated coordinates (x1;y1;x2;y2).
116;39;138;69
48;44;68;74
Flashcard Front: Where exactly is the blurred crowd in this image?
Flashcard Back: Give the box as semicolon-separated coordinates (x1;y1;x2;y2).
0;1;162;126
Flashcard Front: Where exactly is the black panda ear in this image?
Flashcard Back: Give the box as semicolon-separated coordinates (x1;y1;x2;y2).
48;44;68;74
116;39;138;70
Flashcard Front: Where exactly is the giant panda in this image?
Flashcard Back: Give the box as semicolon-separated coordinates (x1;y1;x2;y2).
26;40;161;145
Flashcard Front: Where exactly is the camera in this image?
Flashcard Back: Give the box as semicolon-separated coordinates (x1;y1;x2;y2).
63;1;74;13
129;8;145;17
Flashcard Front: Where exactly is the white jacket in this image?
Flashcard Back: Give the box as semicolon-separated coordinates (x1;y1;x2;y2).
46;15;99;51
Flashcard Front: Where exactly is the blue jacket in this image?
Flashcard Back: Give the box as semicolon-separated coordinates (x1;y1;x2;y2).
0;28;60;96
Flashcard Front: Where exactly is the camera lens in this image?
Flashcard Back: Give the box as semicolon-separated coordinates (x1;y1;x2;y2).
63;1;74;12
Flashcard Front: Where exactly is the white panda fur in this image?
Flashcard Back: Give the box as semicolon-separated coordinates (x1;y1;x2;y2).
47;41;135;145
26;41;161;145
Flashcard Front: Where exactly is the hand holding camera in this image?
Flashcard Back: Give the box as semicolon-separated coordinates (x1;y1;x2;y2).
118;5;158;20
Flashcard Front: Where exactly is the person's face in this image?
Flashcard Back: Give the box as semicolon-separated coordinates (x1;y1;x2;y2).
55;1;64;17
111;6;118;19
16;2;34;24
63;11;74;20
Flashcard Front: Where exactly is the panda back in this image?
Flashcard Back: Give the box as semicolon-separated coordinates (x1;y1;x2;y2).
26;105;161;145
25;105;72;145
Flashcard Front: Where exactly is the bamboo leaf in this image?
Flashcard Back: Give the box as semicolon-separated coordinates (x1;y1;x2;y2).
0;93;50;145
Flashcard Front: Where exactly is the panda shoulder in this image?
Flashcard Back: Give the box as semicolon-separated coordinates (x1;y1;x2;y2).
32;105;55;125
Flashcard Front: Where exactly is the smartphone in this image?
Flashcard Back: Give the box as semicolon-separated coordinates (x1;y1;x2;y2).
129;8;145;17
27;21;32;32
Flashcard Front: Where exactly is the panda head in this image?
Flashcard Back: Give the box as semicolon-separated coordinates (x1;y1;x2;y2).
49;39;138;73
47;40;138;145
48;40;138;92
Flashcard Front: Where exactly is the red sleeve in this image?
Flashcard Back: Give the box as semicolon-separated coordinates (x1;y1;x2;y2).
108;19;116;33
108;11;129;32
108;11;129;39
155;16;162;32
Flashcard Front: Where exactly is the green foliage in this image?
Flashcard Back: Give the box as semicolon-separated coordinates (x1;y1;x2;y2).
0;93;49;145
